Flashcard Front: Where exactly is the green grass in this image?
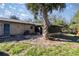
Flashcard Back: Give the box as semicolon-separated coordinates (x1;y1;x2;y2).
25;43;79;56
1;41;79;56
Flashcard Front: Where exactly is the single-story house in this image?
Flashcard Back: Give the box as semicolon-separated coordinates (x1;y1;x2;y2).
0;18;41;36
0;18;64;36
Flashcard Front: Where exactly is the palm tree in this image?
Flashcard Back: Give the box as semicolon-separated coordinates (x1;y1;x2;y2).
26;3;66;40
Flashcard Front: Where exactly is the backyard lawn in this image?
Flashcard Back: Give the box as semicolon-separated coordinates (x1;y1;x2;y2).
0;33;79;56
0;36;79;56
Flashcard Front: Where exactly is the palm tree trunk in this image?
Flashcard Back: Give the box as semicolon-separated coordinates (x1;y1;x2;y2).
42;7;49;40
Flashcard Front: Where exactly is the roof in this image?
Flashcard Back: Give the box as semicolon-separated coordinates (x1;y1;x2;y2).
0;18;35;25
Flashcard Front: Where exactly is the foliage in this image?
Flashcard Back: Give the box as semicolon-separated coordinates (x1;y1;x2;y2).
70;10;79;32
34;19;42;24
72;10;79;23
49;15;66;25
48;15;71;33
53;19;65;25
26;3;66;17
10;15;19;20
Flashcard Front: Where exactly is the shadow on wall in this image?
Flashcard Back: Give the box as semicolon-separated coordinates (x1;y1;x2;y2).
0;51;9;56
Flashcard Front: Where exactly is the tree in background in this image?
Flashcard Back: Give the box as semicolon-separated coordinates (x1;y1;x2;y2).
10;15;19;20
34;19;42;24
52;18;65;25
70;10;79;35
71;10;79;24
49;15;70;33
26;3;66;40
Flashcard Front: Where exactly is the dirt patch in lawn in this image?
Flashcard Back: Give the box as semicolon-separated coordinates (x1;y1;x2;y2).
20;35;79;48
69;43;79;48
19;35;65;48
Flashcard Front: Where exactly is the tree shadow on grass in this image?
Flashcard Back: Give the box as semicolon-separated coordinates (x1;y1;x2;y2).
0;33;79;43
0;35;40;43
49;33;79;43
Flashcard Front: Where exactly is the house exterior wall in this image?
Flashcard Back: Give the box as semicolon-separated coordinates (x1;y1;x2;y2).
0;22;4;35
10;23;35;35
0;21;35;35
10;23;25;35
24;24;35;34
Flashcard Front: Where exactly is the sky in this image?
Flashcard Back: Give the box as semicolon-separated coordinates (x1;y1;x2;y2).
0;3;34;22
0;3;78;23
